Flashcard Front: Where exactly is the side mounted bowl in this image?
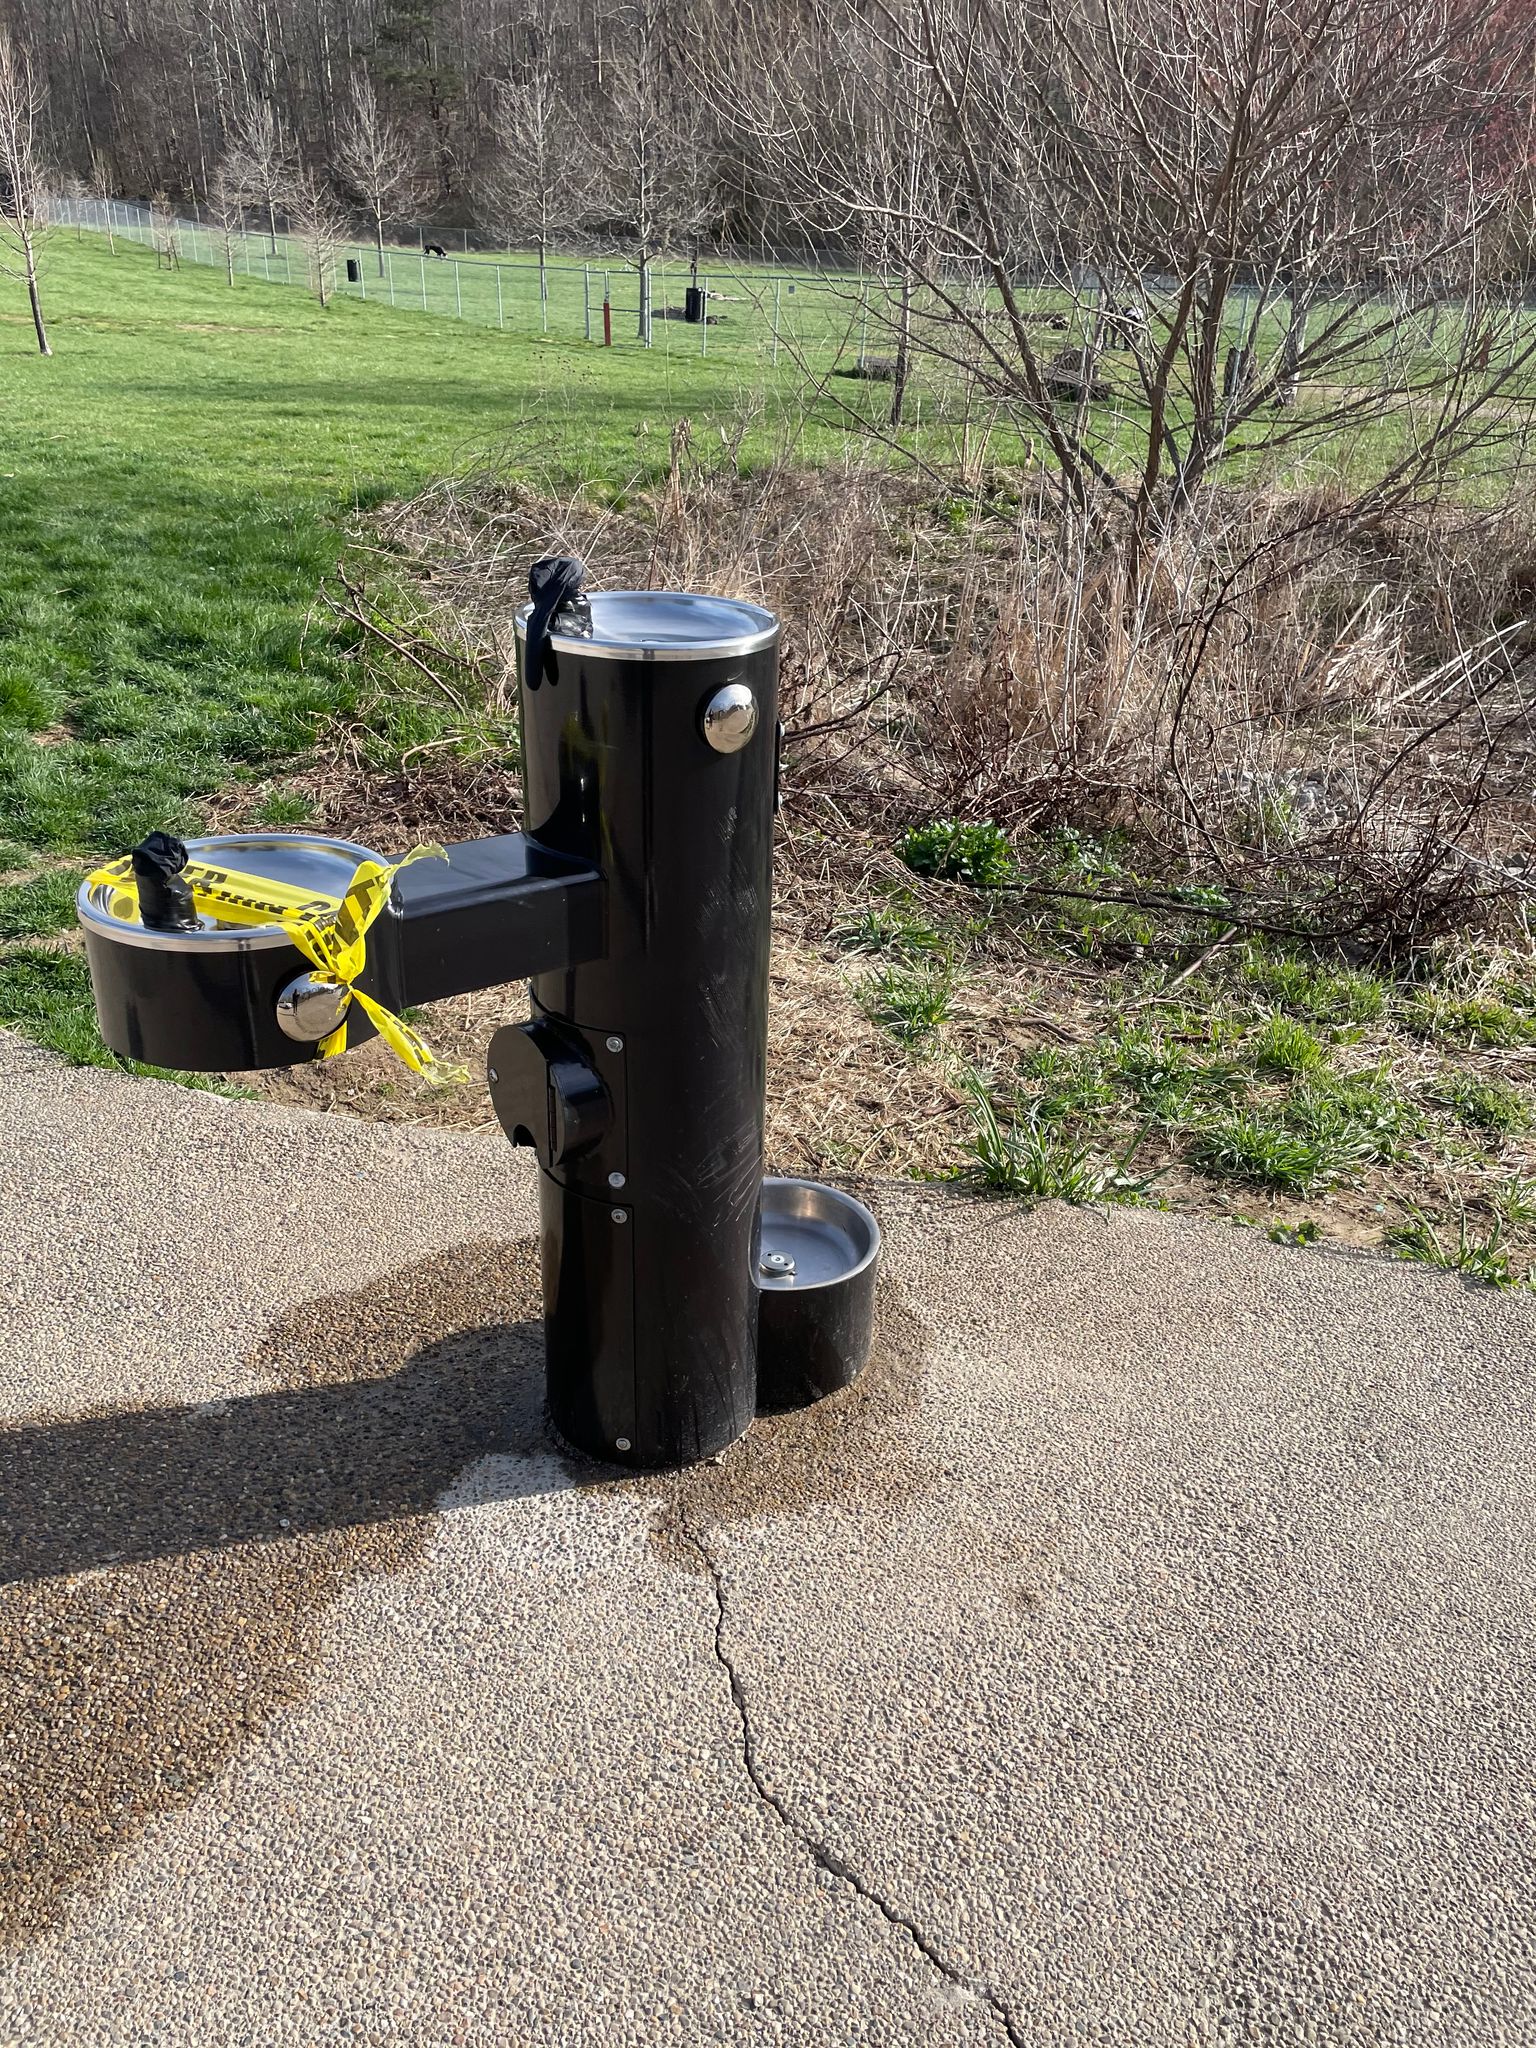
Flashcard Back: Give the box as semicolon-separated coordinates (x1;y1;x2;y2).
77;833;379;1071
755;1177;881;1411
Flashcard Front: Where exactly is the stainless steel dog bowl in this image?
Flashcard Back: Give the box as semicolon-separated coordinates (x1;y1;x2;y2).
755;1176;881;1409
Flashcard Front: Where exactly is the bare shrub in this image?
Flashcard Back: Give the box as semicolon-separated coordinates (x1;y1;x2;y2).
345;449;1536;951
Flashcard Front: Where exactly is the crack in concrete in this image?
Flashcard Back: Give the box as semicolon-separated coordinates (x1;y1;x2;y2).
680;1515;1028;2048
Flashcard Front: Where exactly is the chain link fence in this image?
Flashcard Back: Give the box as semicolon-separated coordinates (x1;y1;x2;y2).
46;195;894;369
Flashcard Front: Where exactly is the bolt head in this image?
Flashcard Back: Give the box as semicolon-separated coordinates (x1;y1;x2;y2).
611;1207;628;1223
275;972;351;1045
605;1035;624;1053
615;1437;632;1453
701;682;759;754
608;1171;626;1189
487;1066;498;1084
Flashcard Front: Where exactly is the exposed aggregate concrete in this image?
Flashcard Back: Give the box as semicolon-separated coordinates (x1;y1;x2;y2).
2;1032;1535;2044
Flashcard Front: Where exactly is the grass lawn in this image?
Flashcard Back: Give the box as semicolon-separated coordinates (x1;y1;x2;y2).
0;231;873;860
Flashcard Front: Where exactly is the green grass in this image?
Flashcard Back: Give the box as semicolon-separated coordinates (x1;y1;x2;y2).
0;233;883;866
833;902;947;958
863;960;954;1043
0;871;80;938
1386;1203;1525;1289
1192;1108;1374;1194
0;946;244;1091
1105;1027;1238;1125
1432;1073;1533;1135
1238;947;1386;1023
1405;990;1536;1048
1017;1044;1119;1120
961;1073;1145;1203
1246;1013;1328;1075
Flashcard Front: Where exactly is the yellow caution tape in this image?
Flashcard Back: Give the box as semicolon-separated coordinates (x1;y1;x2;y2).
84;844;466;1082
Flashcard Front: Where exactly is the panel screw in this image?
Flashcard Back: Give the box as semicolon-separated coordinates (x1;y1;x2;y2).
615;1438;632;1453
611;1207;628;1223
606;1034;624;1053
608;1171;626;1189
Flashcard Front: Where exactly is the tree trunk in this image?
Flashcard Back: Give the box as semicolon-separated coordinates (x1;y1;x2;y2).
375;201;385;276
538;240;548;330
267;195;277;254
25;249;50;355
1278;282;1311;407
889;274;913;427
638;251;651;345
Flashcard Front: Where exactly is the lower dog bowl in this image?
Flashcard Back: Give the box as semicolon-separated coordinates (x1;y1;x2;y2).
77;833;379;1071
755;1176;881;1410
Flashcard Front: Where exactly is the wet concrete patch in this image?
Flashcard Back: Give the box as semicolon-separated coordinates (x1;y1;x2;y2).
0;1239;545;1945
639;1273;936;1572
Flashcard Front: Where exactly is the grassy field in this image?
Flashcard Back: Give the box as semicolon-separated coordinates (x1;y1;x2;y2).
0;232;885;861
0;232;874;1077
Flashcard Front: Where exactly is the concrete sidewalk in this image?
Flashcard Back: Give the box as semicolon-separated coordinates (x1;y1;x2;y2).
2;1029;1534;2046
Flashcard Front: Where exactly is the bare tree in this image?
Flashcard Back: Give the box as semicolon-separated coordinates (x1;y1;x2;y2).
480;66;585;326
590;0;719;343
150;191;181;268
0;27;51;355
225;99;291;255
206;156;247;286
86;150;117;253
736;0;1536;562
334;76;423;276
289;167;349;305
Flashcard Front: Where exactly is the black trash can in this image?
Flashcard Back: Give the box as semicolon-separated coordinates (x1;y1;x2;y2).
684;285;705;324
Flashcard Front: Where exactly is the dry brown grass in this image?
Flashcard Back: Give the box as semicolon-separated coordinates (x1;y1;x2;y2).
225;451;1536;1280
322;450;1536;952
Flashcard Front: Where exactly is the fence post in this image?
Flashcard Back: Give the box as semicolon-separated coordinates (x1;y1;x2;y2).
359;253;367;300
772;279;781;368
584;264;592;342
242;232;251;275
454;261;462;318
496;265;504;329
700;275;708;357
540;260;549;334
420;249;428;312
387;252;395;306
